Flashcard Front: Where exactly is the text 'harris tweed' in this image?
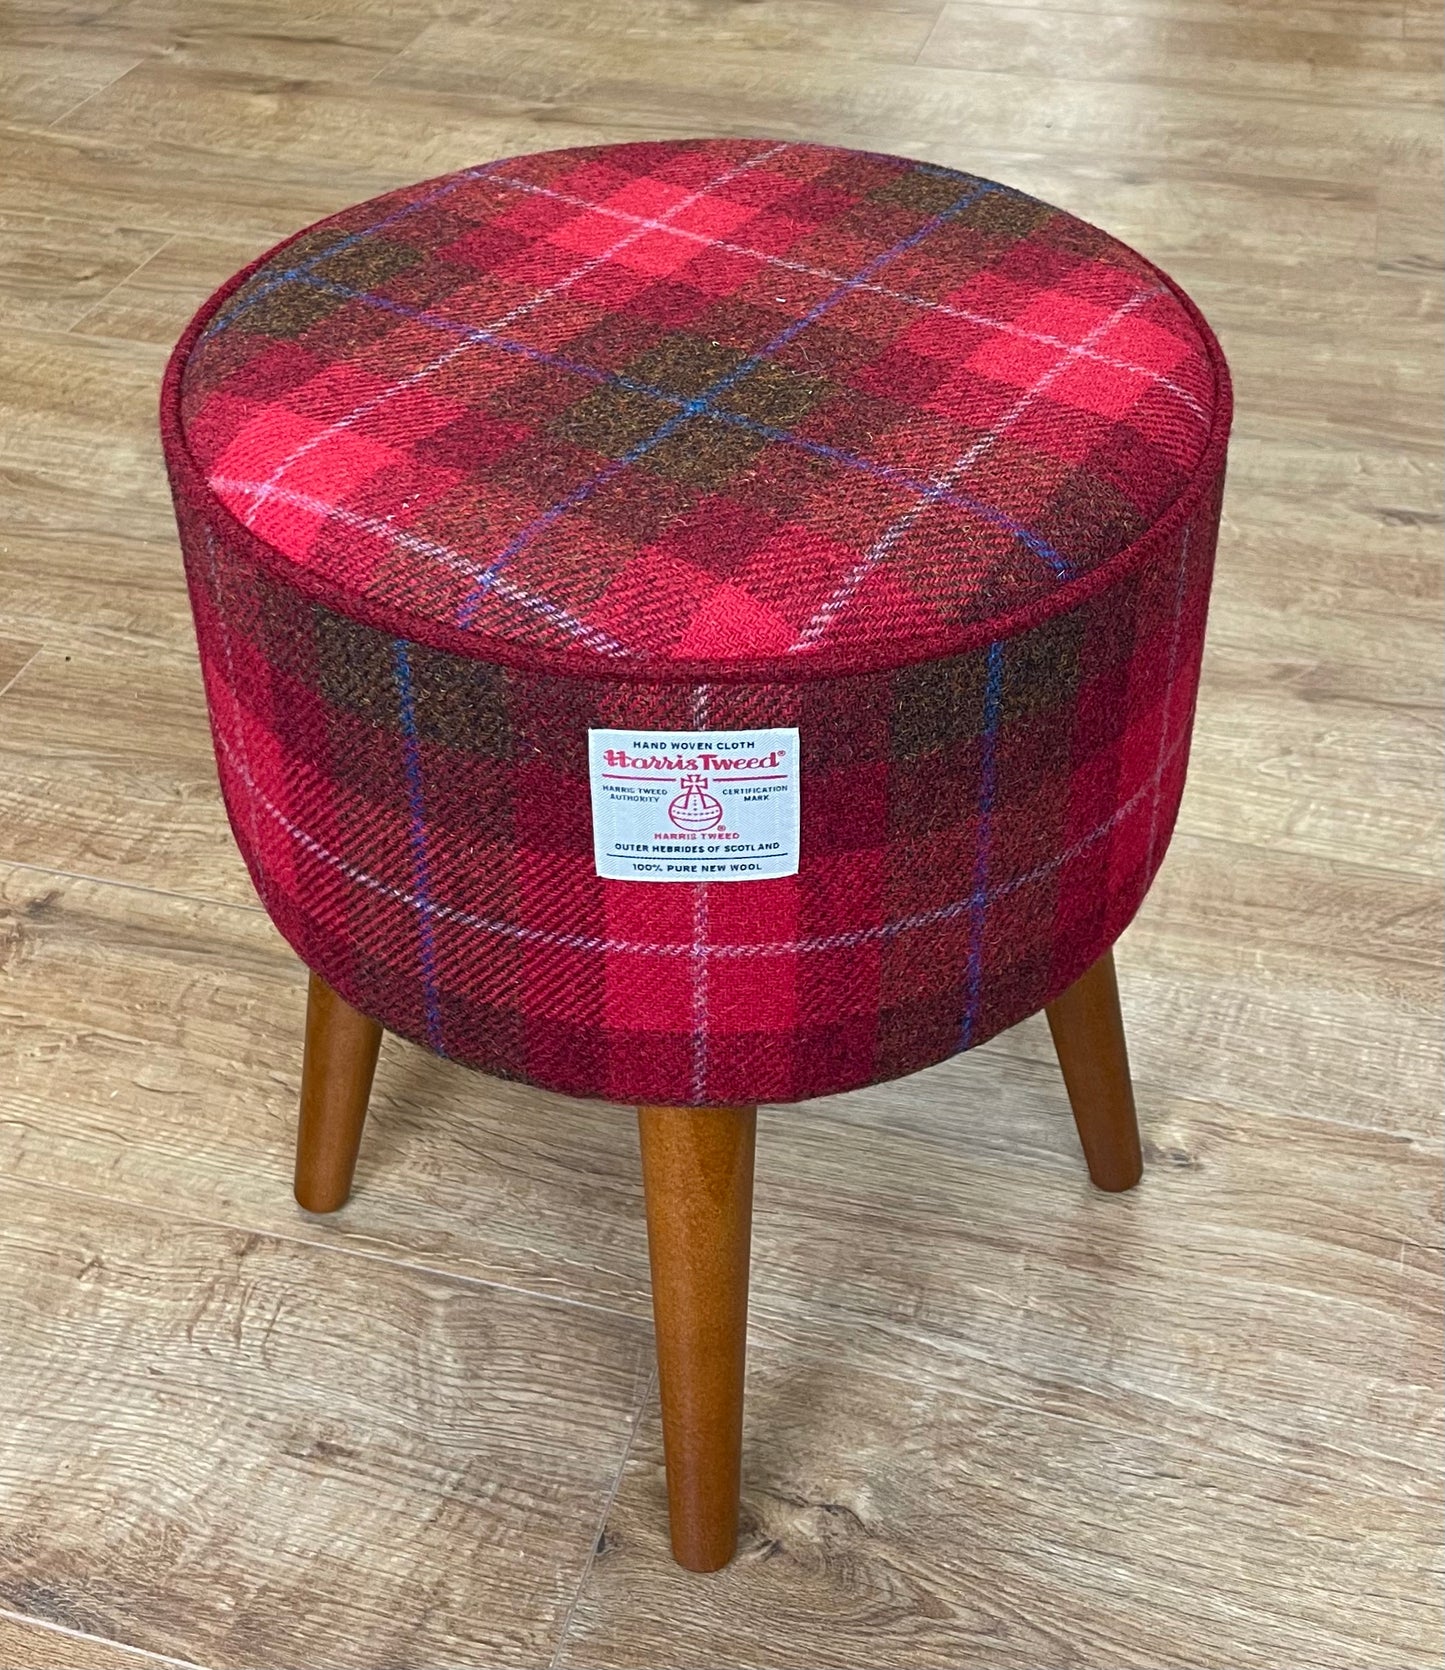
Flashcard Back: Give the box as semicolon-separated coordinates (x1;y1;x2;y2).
161;138;1231;1106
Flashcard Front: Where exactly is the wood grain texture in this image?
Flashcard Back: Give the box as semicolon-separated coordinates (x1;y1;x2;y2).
0;863;659;1314
557;1327;1441;1669
919;2;1445;102
0;635;41;697
0;648;249;905
65;234;280;346
746;1081;1443;1489
1405;0;1445;42
1378;171;1445;275
0;124;403;244
0;1613;199;1670
936;0;1409;31
0;44;144;127
0;0;1440;1662
1185;670;1442;876
391;0;945;69
365;40;1442;181
1113;837;1444;1138
0;518;194;657
0;328;173;537
0;1177;651;1670
57;62;644;183
0;215;168;334
0;0;433;70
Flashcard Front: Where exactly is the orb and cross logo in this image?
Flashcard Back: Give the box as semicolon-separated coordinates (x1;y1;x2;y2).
667;772;725;833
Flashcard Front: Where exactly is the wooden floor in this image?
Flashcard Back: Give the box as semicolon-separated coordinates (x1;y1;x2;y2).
0;1;1441;1666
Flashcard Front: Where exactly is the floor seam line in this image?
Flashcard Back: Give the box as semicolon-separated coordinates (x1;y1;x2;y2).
0;646;44;704
0;857;270;916
548;1365;657;1669
0;1168;652;1328
0;1608;210;1670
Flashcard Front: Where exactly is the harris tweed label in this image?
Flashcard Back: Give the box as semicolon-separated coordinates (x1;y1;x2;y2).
588;727;801;881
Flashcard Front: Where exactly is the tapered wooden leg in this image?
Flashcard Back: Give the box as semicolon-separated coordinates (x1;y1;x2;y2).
294;972;383;1213
637;1103;756;1573
1044;948;1143;1192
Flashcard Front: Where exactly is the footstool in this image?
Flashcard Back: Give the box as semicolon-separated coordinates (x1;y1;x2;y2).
160;138;1231;1572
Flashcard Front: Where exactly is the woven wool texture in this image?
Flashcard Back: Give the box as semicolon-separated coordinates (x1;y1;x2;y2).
162;138;1231;1107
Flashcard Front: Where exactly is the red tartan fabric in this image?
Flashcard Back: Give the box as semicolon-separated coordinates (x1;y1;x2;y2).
161;139;1231;1107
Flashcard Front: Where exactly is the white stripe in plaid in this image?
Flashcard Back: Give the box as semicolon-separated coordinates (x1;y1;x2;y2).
210;720;1191;962
209;480;630;656
234;144;792;532
791;288;1162;650
485;173;1207;419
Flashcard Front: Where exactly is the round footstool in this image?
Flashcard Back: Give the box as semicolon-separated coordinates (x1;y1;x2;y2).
161;138;1231;1570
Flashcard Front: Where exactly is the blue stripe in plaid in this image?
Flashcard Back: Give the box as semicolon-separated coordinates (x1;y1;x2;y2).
905;158;1014;185
737;423;1066;571
212;714;1192;964
958;638;1006;1051
454;180;1000;627
202;160;510;342
286;273;1065;573
392;641;445;1052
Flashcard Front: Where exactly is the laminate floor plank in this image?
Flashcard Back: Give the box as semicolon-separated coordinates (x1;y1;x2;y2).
1378;169;1445;274
1405;0;1444;41
0;214;169;334
0;636;42;697
0;122;415;244
1185;664;1441;877
53;63;671;186
53;57;1443;189
0;1614;203;1670
372;38;1442;178
928;0;1407;32
0;327;174;538
92;2;427;85
919;1;1444;102
0;45;145;128
0;1177;651;1670
0;648;249;907
0;0;436;80
0;520;194;659
68;233;290;346
557;1327;1440;1669
392;1;948;70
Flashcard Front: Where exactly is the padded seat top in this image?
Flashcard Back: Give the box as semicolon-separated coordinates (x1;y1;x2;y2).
172;138;1228;680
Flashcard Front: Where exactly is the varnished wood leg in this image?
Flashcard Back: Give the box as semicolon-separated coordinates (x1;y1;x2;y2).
1044;948;1143;1193
294;972;383;1214
637;1103;756;1573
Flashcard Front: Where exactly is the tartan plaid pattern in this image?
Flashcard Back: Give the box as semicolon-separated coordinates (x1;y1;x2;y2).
174;138;1221;677
161;139;1231;1107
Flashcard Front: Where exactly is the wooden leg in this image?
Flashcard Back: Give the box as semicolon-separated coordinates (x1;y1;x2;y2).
637;1103;756;1573
294;971;383;1214
1044;948;1143;1193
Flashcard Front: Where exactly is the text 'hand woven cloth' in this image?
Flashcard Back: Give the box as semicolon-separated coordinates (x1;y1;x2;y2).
160;137;1231;1109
